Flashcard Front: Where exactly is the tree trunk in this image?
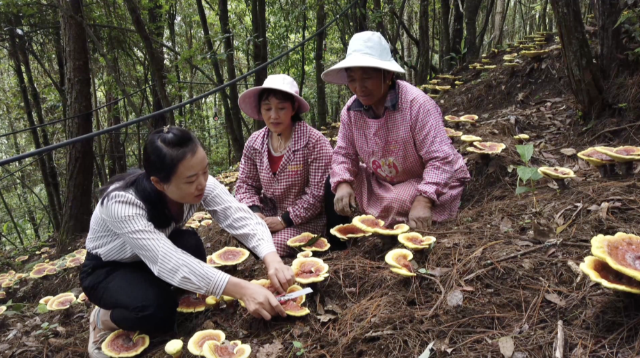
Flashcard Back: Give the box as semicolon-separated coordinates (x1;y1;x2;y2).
106;92;127;178
356;0;368;32
440;0;452;70
168;2;183;120
539;0;549;31
477;0;495;53
416;0;431;84
54;26;67;117
299;4;307;96
251;0;268;131
594;0;624;80
14;19;63;216
124;0;174;128
451;0;465;61
218;0;246;152
0;190;24;247
492;0;506;46
464;0;483;62
194;0;244;162
372;0;384;33
59;0;94;250
6;25;62;232
549;0;604;118
315;0;328;128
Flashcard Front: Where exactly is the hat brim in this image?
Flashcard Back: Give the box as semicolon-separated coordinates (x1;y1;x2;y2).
321;53;406;85
238;86;310;120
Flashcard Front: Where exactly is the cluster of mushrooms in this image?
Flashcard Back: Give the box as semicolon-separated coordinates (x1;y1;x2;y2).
185;211;214;229
577;146;640;177
579;232;640;294
418;74;464;99
467;31;554;72
158;329;251;358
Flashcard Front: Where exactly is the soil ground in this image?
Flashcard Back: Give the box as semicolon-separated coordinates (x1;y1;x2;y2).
1;39;640;358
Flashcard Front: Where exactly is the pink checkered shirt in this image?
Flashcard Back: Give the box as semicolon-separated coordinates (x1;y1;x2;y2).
330;80;470;224
236;121;333;255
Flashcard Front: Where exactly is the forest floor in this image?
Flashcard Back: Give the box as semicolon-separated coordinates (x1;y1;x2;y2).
1;39;640;358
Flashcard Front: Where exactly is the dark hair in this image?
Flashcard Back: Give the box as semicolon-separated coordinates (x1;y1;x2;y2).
100;126;202;229
258;89;304;122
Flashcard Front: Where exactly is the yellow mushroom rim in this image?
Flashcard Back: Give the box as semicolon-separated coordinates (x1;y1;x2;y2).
0;292;5;299
301;237;331;252
207;255;223;267
211;247;250;266
188;330;226;356
291;257;330;284
580;256;640;294
15;255;28;262
286;232;315;248
201;219;214;227
206;296;219;307
429;79;440;84
513;134;530;140
374;224;411;236
165;339;184;357
46;293;76;310
352;215;385;233
469;63;483;69
444;115;459;122
77;292;88;303
467;142;507;155
577;147;615;166
330;223;372;241
436;74;456;79
39;296;54;305
331;137;338;142
177;293;209;313
435;86;451;91
454;81;464;85
279;284;310;317
30;266;50;278
0;306;6;315
521;50;549;58
202;340;252;358
459;114;478;122
481;59;491;63
296;251;313;258
397;232;437;250
425;85;439;90
503;55;516;61
385;249;416;277
445;128;463;138
594;146;640;162
591;232;640;281
1;280;15;288
249;279;279;294
101;330;150;358
460;135;483;143
504;63;520;67
428;94;440;99
14;274;26;280
483;65;497;69
537;167;576;180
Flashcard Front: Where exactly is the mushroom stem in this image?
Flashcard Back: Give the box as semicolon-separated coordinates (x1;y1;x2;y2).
617;162;634;177
597;165;609;178
553;178;569;190
606;163;617;177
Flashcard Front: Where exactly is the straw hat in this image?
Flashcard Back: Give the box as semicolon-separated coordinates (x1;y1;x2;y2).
321;31;405;85
238;74;310;120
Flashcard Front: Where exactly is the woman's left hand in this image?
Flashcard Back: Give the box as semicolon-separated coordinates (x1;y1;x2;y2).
408;195;433;231
263;252;295;294
264;217;286;233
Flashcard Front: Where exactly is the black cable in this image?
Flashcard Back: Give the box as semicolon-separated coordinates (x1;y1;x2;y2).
0;0;357;167
0;84;153;139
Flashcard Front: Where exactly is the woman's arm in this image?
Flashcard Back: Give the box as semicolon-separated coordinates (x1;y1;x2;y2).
285;136;333;226
235;143;263;210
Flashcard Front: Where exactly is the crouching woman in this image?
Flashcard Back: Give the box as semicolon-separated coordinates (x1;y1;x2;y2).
235;74;333;256
81;126;294;358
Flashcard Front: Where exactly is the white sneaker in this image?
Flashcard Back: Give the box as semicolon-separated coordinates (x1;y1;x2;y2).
88;307;112;358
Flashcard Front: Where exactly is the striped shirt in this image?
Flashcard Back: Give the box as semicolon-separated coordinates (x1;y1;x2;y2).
85;175;276;298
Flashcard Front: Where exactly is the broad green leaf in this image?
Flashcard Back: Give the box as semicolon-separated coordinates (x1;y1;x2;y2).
516;144;534;163
293;341;303;349
517;166;533;182
516;186;533;195
530;170;543;181
37;304;48;314
418;268;427;274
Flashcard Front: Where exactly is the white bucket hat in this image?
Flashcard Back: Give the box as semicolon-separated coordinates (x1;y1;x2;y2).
238;74;310;120
321;31;405;85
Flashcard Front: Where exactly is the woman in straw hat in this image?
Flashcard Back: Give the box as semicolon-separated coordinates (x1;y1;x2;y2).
322;31;470;236
236;74;333;256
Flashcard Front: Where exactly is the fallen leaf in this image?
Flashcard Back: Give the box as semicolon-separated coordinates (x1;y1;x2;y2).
560;148;576;156
418;341;436;358
513;353;528;358
544;293;566;307
427;267;453;277
316;313;337;323
255;340;284;358
446;289;464;307
498;336;515;358
324;303;343;314
460;286;475;292
500;217;513;233
514;240;534;247
556;218;574;234
521;259;534;270
546;248;557;257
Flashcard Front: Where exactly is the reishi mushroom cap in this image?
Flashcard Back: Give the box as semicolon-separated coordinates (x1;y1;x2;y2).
46;293;76;311
454;81;464;85
330;223;372;241
580;256;640;294
101;330;150;357
39;296;54;305
435;85;451;91
291;257;330;284
165;339;184;357
513;134;530;140
594;146;640;162
0;306;6;315
296;251;313;258
521;50;549;58
467;142;507;155
374;224;411;236
211;247;250;266
537;167;576;180
444;115;459;122
398;232;437;250
201;219;213;227
504;62;520;67
591;232;640;281
188;330;226;356
0;291;5;299
280;285;311;317
577;147;615;166
177;293;208;313
202;340;252;358
286;232;315;248
206;255;222;267
460;135;483;143
385;249;416;277
459;114;478;122
30;266;49;278
301;237;331;252
15;255;28;263
445;128;463;137
77;292;88;303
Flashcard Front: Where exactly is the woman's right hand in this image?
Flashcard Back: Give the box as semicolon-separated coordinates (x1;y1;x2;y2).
334;182;357;216
223;277;286;320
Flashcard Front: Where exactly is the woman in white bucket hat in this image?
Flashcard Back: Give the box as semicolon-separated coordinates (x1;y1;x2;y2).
322;31;470;236
235;74;333;256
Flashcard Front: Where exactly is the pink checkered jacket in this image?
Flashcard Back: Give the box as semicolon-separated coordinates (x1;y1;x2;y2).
330;80;470;224
236;121;333;255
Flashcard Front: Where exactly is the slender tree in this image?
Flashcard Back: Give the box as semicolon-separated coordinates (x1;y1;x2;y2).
464;0;483;61
315;0;328;128
594;0;624;80
251;0;268;131
440;0;452;70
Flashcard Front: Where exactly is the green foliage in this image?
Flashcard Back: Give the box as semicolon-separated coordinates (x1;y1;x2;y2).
616;6;640;61
515;144;542;195
292;341;305;356
34;321;59;337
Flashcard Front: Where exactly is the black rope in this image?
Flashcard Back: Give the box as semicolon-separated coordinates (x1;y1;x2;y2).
0;84;153;139
0;0;357;168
